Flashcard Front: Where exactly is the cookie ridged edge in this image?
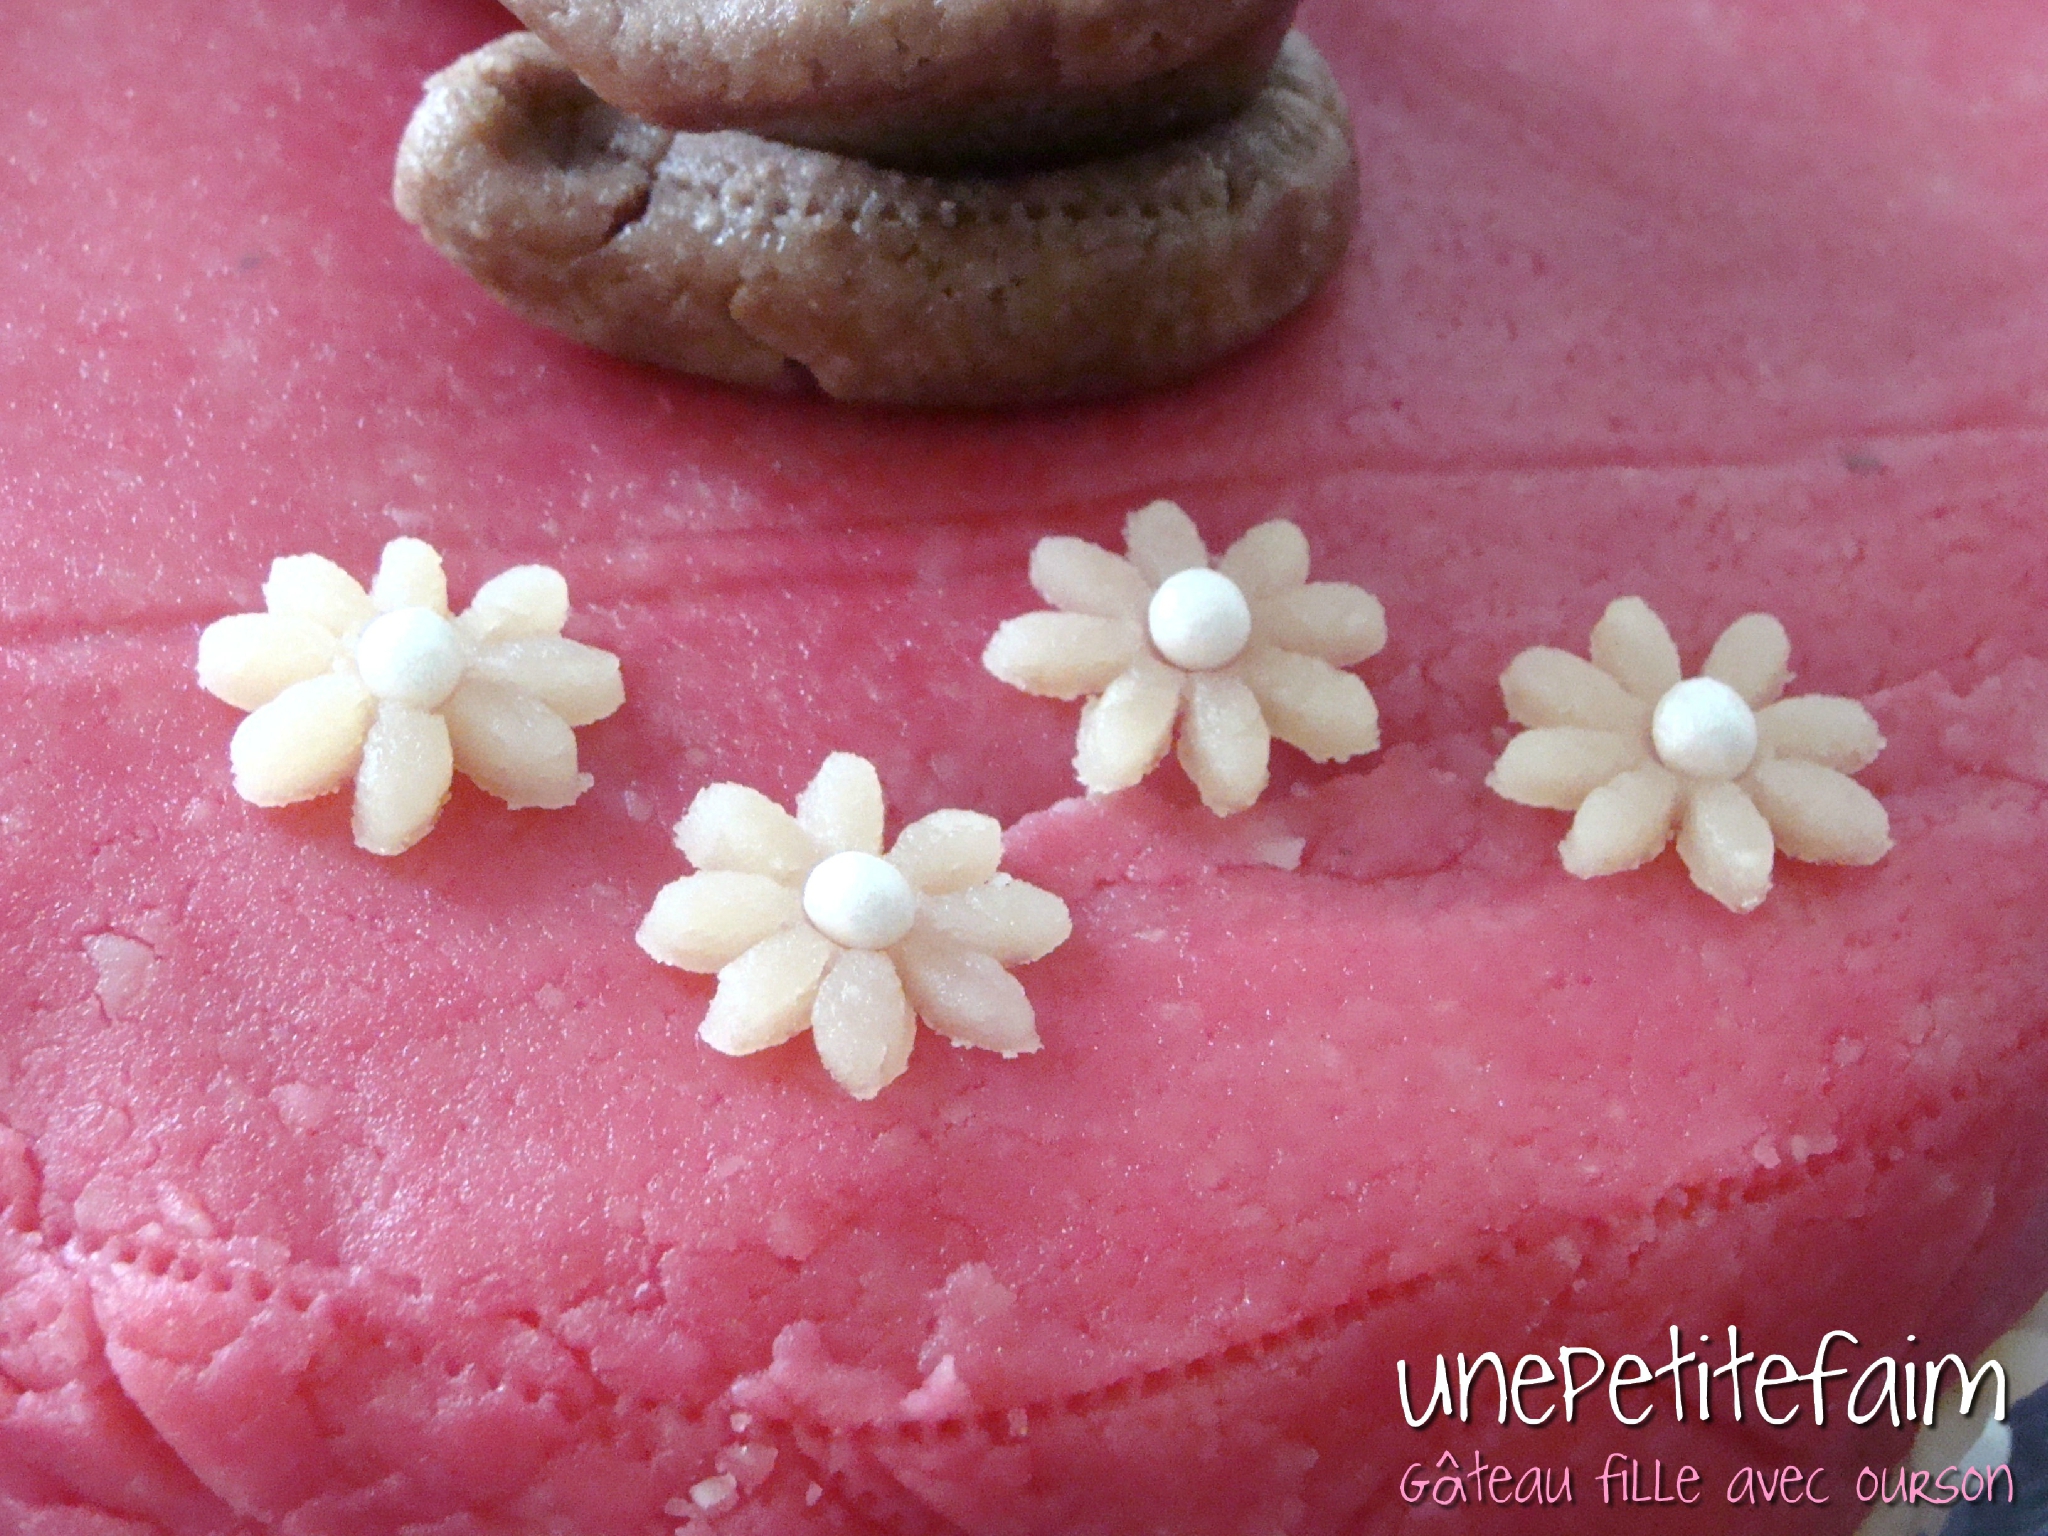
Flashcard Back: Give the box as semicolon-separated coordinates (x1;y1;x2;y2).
394;31;1359;408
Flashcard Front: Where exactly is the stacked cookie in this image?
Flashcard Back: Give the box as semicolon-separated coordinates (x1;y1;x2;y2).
393;0;1358;406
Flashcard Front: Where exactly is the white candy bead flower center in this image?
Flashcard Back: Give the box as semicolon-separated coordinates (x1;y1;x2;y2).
1146;567;1252;672
1651;676;1759;780
802;851;918;951
355;607;466;709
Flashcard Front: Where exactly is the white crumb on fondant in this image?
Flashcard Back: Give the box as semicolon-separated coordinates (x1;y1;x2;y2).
688;1474;737;1510
1254;836;1307;871
159;1188;218;1239
269;1082;336;1134
903;1353;975;1419
984;500;1384;816
85;932;156;1019
718;1442;777;1485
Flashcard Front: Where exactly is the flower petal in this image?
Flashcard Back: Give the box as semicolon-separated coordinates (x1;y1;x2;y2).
810;950;916;1100
896;934;1041;1056
197;612;338;711
1178;673;1270;816
370;537;449;615
459;565;571;644
352;705;453;855
1239;648;1379;763
796;752;885;856
888;809;1003;895
1559;762;1681;877
1590;597;1682;703
1756;696;1885;773
471;637;624;727
1123;500;1211;585
442;677;587;809
1744;758;1892;866
673;782;819;883
700;925;834;1056
637;871;803;973
229;672;374;806
1074;658;1182;794
263;554;372;636
1489;728;1645;811
982;612;1142;699
1028;537;1151;619
1500;647;1650;732
1675;781;1775;912
1703;613;1791;707
918;876;1071;965
1217;520;1310;596
1249;584;1385;667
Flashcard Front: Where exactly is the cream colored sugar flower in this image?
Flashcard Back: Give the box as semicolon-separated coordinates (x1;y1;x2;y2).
636;753;1071;1100
196;537;624;855
1488;597;1892;913
983;500;1385;816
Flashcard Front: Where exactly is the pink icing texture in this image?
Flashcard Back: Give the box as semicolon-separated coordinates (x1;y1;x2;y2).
5;0;2048;1531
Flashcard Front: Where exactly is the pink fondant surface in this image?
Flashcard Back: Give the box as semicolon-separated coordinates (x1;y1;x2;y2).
5;0;2048;1532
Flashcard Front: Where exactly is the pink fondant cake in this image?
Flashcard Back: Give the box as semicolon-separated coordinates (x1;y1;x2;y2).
6;1;2048;1533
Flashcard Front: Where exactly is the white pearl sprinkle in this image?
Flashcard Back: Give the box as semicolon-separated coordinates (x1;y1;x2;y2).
354;607;466;709
802;851;918;951
1652;676;1759;780
1146;568;1252;672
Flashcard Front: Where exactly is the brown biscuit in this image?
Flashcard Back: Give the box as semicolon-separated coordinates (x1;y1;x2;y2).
499;0;1299;171
741;10;1294;174
393;31;1358;408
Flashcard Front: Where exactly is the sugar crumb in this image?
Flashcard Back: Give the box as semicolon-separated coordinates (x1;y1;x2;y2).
270;1082;336;1134
1253;835;1305;871
719;1442;777;1486
86;932;156;1019
690;1473;737;1510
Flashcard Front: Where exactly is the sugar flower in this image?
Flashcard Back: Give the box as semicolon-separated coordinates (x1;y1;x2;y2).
1487;597;1891;912
196;537;624;855
983;500;1384;816
636;753;1071;1100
